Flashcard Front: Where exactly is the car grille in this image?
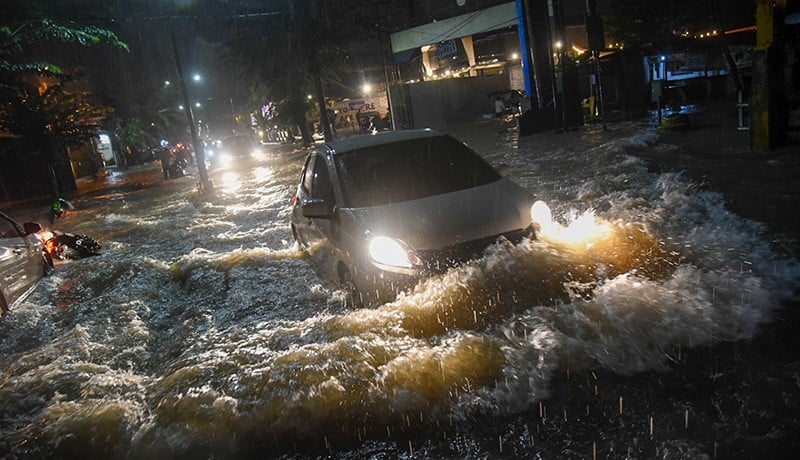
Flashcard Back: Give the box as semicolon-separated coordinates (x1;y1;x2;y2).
417;228;531;273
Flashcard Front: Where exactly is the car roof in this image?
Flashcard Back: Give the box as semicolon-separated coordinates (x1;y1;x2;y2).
322;129;444;155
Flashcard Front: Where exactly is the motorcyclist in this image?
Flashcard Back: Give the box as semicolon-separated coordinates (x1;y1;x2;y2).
158;147;171;180
49;198;73;225
40;198;101;260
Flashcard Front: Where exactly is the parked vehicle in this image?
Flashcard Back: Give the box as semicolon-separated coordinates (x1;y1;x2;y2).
290;129;537;307
0;211;50;315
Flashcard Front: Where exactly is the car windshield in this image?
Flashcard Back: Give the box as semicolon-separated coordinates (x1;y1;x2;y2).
334;135;501;208
223;136;256;151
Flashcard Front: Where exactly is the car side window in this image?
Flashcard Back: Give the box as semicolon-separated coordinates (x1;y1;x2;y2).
310;156;334;203
301;155;316;193
0;215;21;239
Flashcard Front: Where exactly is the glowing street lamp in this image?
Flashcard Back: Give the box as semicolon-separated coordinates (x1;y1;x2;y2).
164;1;212;193
361;83;372;95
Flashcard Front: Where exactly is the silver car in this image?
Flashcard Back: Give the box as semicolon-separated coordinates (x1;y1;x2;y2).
208;134;265;168
290;129;536;306
0;211;49;315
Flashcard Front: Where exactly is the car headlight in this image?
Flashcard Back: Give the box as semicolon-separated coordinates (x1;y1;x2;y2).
531;200;552;232
368;236;420;272
219;153;232;166
251;149;265;160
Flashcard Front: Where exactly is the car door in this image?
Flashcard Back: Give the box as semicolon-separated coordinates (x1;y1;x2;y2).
0;214;37;309
296;152;339;275
294;153;317;246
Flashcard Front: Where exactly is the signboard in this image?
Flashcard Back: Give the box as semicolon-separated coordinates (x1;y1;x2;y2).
97;133;115;165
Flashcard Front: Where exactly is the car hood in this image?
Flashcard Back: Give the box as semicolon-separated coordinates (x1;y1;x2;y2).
343;178;532;250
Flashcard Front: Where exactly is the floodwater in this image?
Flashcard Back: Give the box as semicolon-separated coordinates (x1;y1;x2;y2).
1;122;798;459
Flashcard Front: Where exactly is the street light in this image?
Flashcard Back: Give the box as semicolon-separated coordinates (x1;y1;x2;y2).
164;1;213;193
192;73;202;82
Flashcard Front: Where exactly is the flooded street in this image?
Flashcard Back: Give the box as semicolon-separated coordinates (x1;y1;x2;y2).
1;122;798;459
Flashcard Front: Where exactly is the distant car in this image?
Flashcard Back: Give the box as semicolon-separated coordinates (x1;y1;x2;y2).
290;129;537;307
208;134;264;168
0;211;50;315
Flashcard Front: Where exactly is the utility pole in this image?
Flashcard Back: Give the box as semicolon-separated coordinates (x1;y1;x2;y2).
585;0;606;129
164;0;213;193
752;0;787;153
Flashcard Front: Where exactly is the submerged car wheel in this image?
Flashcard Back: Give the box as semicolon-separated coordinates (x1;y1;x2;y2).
339;267;363;308
291;225;309;256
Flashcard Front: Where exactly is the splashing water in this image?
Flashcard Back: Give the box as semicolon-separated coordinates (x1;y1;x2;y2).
0;123;797;458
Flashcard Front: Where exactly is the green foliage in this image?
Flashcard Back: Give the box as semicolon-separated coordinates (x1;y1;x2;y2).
119;117;153;149
210;0;350;142
1;18;128;76
0;83;113;148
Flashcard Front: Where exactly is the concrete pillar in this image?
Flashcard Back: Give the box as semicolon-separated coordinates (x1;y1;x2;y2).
752;0;787;153
461;36;477;76
421;45;433;79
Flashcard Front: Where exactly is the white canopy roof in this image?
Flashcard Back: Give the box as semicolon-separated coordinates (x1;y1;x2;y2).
390;2;517;54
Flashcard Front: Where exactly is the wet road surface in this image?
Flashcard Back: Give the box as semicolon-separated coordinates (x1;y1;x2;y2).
1;121;798;459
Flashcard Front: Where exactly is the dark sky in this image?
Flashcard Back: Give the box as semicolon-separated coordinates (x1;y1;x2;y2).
3;0;762;134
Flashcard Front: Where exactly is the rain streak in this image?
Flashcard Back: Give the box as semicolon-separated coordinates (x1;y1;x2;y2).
1;123;797;458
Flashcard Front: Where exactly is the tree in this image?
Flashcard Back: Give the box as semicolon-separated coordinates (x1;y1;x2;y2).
202;0;349;143
1;18;127;77
1;81;113;194
0;17;127;196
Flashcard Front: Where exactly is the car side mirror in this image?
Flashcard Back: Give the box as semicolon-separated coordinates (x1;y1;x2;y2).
23;222;42;235
301;198;334;218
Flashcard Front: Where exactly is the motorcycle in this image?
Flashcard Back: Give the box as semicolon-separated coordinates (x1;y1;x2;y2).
168;156;188;179
38;230;101;261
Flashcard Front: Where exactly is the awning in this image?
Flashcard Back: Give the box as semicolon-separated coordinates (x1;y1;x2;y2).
390;2;517;54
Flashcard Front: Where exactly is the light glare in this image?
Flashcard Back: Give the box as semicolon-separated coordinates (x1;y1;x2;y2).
369;236;413;268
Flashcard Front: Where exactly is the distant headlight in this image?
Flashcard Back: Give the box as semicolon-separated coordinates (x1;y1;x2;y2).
251;149;265;160
368;236;420;273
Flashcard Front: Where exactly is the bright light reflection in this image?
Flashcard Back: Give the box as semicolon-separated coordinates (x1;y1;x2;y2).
219;171;241;192
253;166;273;182
531;200;612;250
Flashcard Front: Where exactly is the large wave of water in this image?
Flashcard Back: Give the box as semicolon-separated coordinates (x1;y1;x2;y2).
1;123;796;458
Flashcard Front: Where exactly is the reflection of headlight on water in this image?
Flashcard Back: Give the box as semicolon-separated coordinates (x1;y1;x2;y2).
219;171;241;191
253;166;273;182
531;200;612;249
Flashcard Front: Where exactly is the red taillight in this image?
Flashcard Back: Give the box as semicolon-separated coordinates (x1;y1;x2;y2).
45;239;59;255
291;194;298;207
